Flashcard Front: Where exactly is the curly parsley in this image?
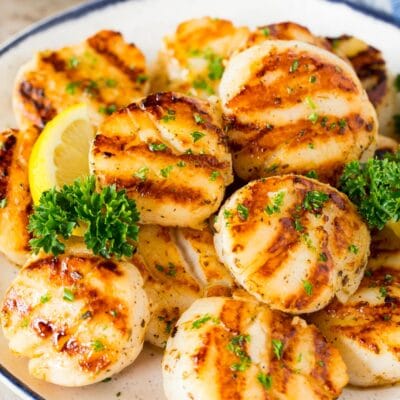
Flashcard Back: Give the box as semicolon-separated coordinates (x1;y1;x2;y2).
28;176;140;258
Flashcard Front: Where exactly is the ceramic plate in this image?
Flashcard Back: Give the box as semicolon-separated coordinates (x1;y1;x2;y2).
0;0;399;399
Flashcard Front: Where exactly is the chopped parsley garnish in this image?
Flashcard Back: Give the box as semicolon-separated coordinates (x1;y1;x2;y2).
191;131;205;142
136;74;148;84
319;252;328;262
194;113;204;124
305;96;316;110
348;244;359;254
210;171;220;181
257;372;272;390
224;209;233;221
160;165;174;178
272;339;284;360
261;27;270;37
161;109;176;122
293;217;304;232
63;288;75;302
265;163;279;174
303;280;313;296
302;233;315;251
134;166;149;181
0;198;7;208
265;191;285;215
105;78;117;88
237;204;249;220
305;170;318;179
289;59;299;73
29;176;140;258
65;81;80;94
67;56;79;69
192;314;214;329
364;269;373;278
156;262;177;277
99;104;117;115
395;74;400;92
227;334;251;372
308;112;319;124
339;153;400;229
317;360;325;367
177;161;186;168
81;311;92;319
193;78;214;94
303;191;329;213
320;116;328;127
110;309;118;318
207;54;224;80
84;80;98;95
309;75;317;83
308;142;315;149
148;143;167;152
380;286;388;298
338;118;347;129
92;339;105;352
40;293;51;304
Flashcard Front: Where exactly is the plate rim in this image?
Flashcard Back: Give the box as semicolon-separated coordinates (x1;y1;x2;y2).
0;0;399;399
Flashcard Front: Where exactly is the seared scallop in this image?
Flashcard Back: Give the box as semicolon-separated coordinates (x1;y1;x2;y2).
311;246;400;386
0;242;149;386
153;17;249;97
13;30;149;130
246;22;331;50
162;297;348;400
220;40;378;183
138;224;234;347
214;175;370;313
90;92;233;228
0;128;39;265
327;35;396;136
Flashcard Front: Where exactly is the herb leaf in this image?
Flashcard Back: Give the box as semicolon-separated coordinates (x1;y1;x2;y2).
28;176;140;258
303;191;329;213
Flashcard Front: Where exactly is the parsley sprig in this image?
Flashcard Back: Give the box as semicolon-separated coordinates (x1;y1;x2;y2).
28;176;140;258
339;153;400;229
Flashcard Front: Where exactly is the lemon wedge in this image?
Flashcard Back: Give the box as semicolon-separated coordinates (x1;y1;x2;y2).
29;103;94;205
387;221;400;239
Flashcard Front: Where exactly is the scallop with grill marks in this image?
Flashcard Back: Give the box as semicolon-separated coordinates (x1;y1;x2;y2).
214;175;370;313
162;297;348;400
90;92;233;228
0;242;149;386
219;40;378;183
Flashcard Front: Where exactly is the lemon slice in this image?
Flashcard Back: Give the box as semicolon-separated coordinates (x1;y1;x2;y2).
29;103;94;205
387;220;400;239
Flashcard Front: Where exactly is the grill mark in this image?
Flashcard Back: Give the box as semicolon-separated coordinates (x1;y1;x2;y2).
0;134;16;200
87;31;144;83
105;176;204;203
40;51;66;72
227;53;357;112
19;81;57;128
219;299;245;332
31;318;55;338
98;260;122;276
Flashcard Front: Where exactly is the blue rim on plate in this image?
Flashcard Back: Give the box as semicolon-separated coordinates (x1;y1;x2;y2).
0;0;398;398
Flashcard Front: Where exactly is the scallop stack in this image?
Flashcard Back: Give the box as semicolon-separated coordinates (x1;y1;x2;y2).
1;16;400;400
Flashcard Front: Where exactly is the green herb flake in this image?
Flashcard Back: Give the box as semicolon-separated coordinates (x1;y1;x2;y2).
305;96;316;110
161;109;176;122
134;166;149;181
156;262;176;277
160;165;173;178
210;171;220;181
148;143;167;152
99;104;117;115
193;78;214;94
63;288;75;302
194;113;204;124
320;116;328;127
224;209;233;220
318;360;325;367
110;309;118;318
227;334;252;372
65;81;80;94
0;198;7;208
257;372;272;390
303;191;329;213
364;269;373;278
303;280;313;296
293;217;304;232
289;59;299;73
84;80;98;95
265;191;285;215
177;161;186;168
309;75;317;83
272;338;284;360
191;131;206;143
338;118;347;129
348;244;359;254
261;27;270;37
305;170;318;179
192;314;212;329
237;204;249;221
28;176;140;258
136;74;148;84
308;112;319;124
319;252;328;262
40;293;51;304
105;78;117;88
379;286;388;298
68;56;80;69
308;142;315;149
81;311;92;319
92;339;105;352
384;274;393;283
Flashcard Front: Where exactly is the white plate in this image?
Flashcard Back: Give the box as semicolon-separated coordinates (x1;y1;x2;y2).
0;0;399;399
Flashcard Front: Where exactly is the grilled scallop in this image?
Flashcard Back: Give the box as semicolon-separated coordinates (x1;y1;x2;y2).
214;175;370;313
138;224;234;347
246;22;331;50
220;40;378;183
311;246;400;386
327;35;396;136
90;92;233;228
0;128;39;265
162;297;348;400
0;242;149;386
153;17;249;97
13;30;149;130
